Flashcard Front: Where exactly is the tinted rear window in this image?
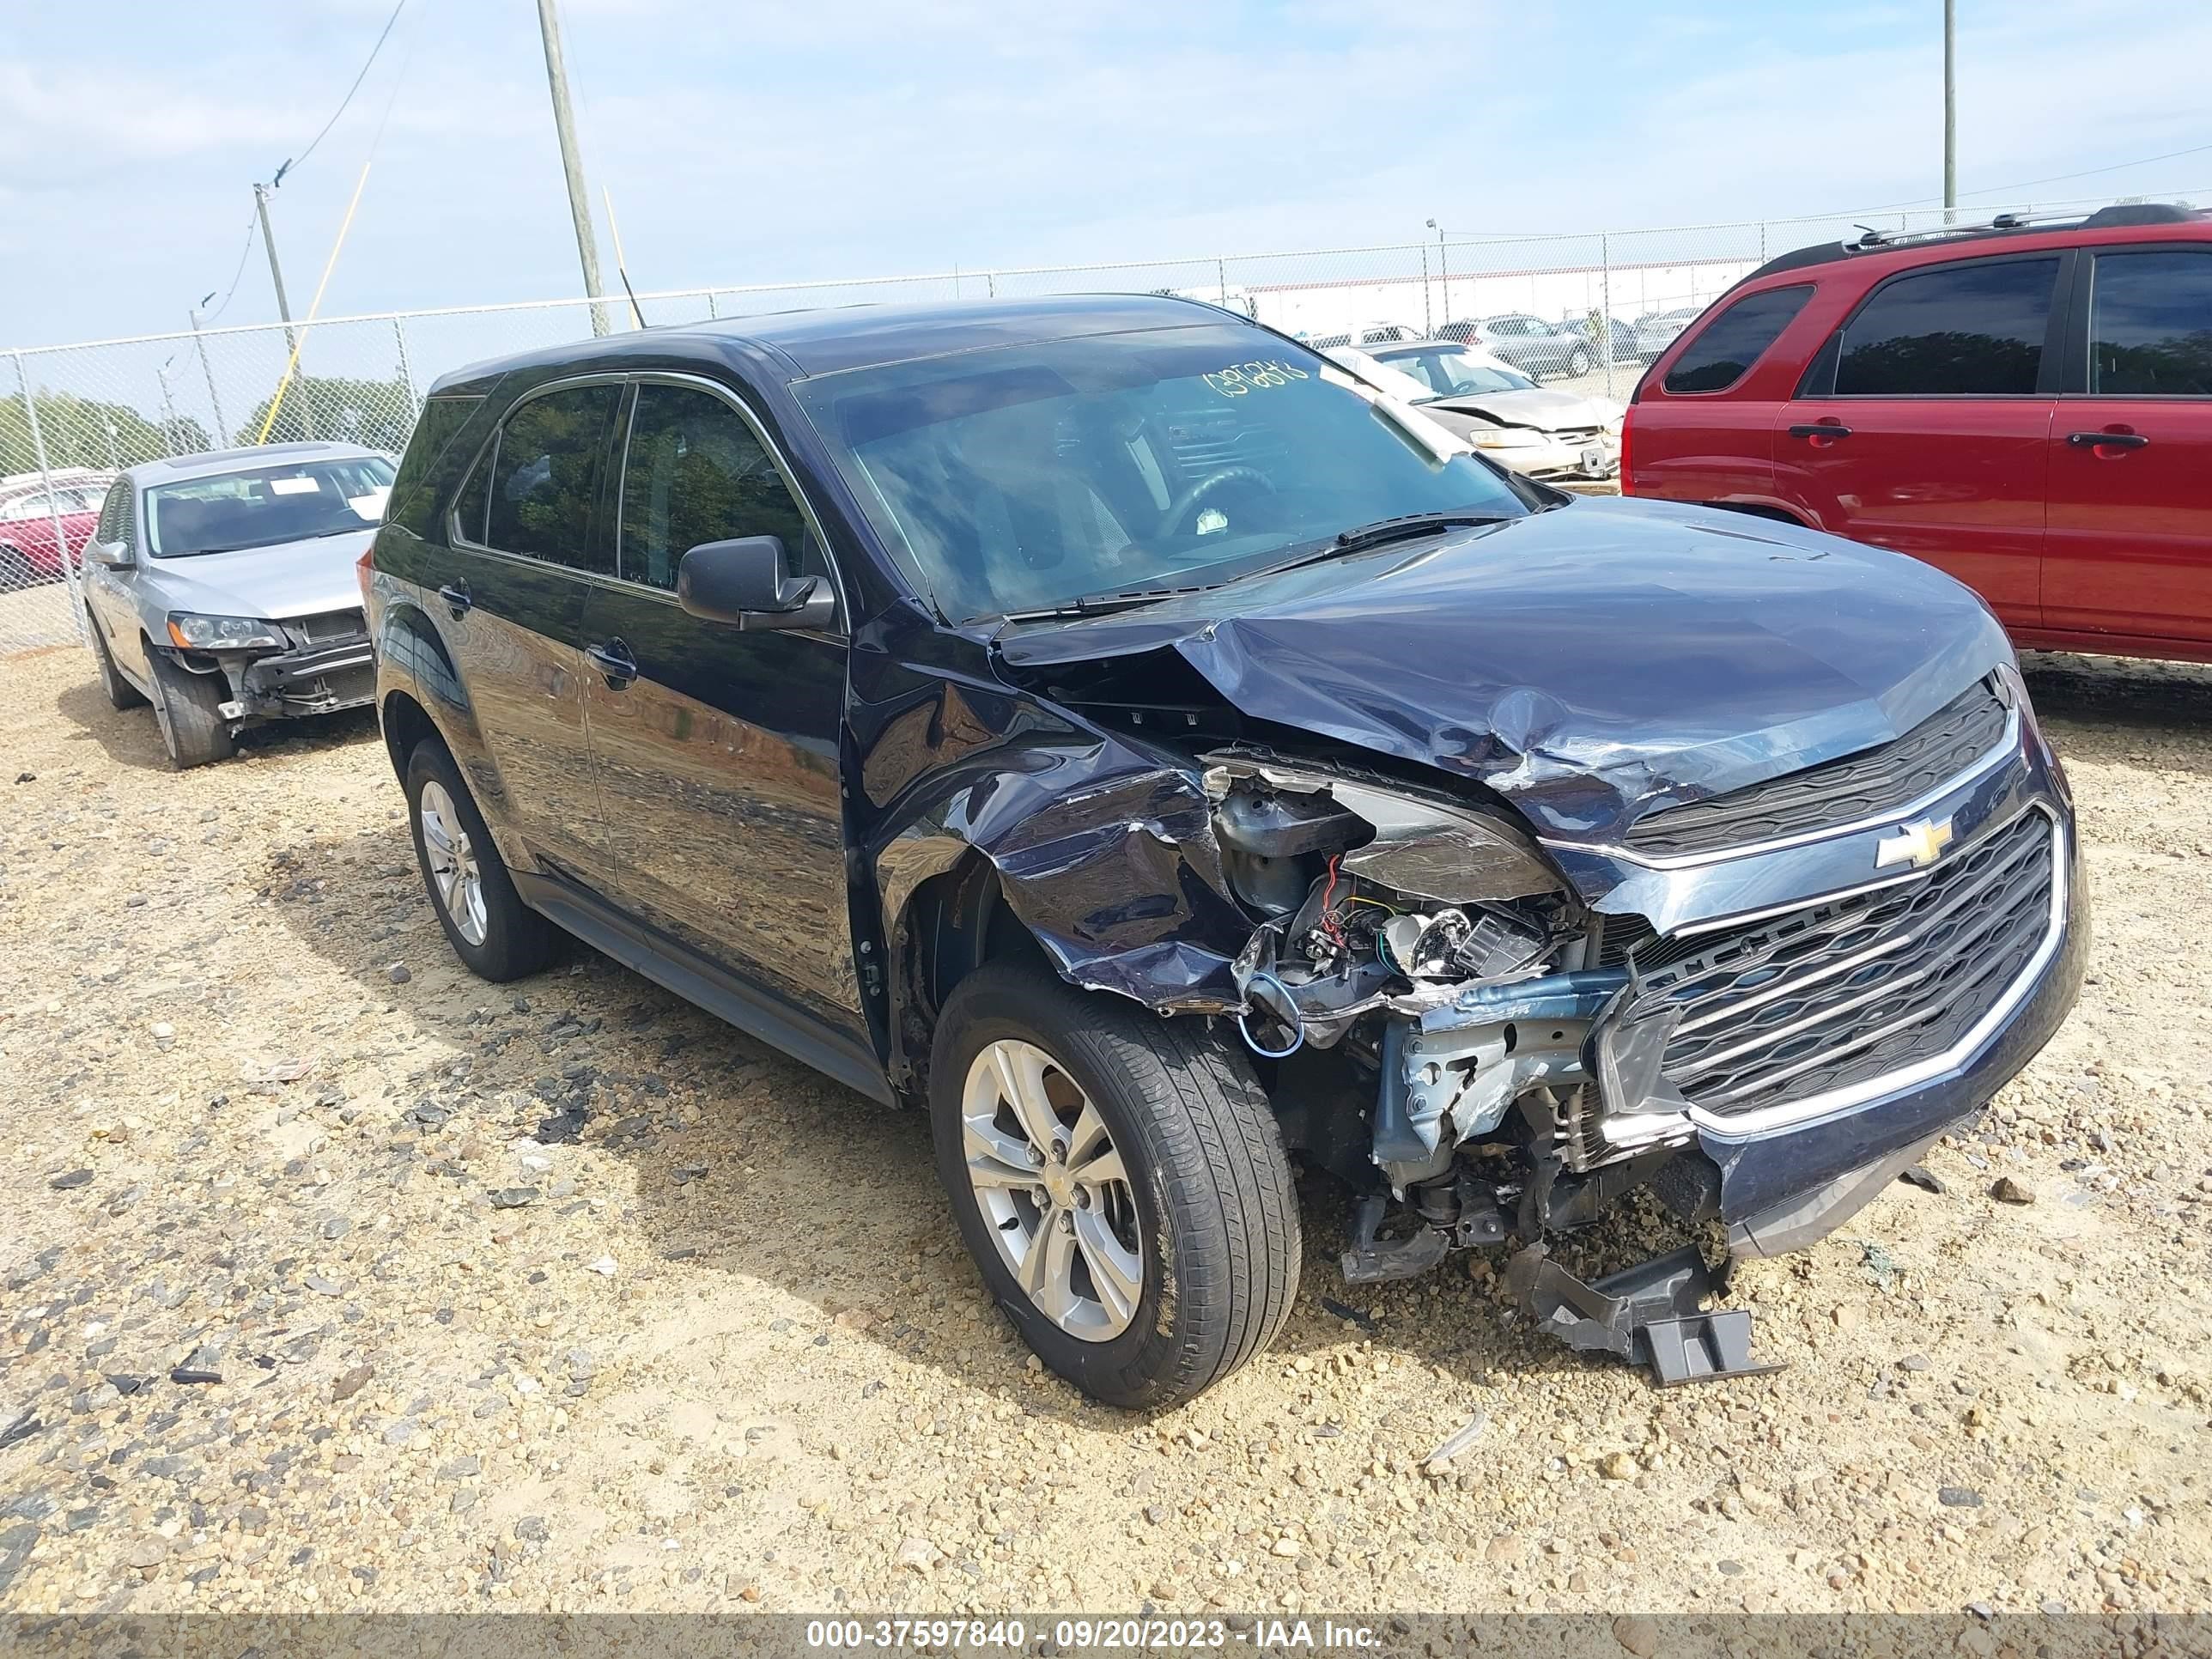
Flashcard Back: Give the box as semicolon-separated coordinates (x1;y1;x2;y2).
2089;248;2212;396
484;384;621;574
1831;257;2060;396
1662;285;1814;393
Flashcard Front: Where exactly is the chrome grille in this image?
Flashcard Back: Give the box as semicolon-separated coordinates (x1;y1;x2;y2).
1620;809;2056;1121
1622;681;2008;859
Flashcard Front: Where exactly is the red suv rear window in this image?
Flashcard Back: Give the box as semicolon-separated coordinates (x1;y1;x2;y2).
1662;284;1815;394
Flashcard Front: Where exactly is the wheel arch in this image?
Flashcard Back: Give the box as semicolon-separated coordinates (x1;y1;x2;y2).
883;849;1048;1102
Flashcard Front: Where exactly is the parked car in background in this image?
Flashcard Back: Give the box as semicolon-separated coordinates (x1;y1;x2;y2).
1565;313;1640;366
1436;314;1594;381
364;293;2080;1406
0;468;112;584
1623;203;2212;663
80;442;392;768
1305;319;1424;349
1329;341;1621;478
1632;306;1705;362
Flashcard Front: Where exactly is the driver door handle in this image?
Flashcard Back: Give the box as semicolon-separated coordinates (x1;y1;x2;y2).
2065;429;2149;451
436;581;471;617
586;638;636;690
1788;422;1853;441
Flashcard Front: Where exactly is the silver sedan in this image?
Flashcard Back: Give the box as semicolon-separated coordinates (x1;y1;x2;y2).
79;442;392;768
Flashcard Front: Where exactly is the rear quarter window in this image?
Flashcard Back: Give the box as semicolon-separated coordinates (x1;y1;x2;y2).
383;395;483;539
1662;284;1814;393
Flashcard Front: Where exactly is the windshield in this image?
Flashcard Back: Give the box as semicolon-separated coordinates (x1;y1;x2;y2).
1371;345;1537;399
146;456;394;558
792;323;1528;621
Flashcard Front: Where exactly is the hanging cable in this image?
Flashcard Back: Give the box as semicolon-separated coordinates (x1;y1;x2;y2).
275;0;410;185
199;207;263;325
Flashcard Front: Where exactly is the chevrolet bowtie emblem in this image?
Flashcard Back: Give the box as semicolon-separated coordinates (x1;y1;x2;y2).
1875;815;1954;870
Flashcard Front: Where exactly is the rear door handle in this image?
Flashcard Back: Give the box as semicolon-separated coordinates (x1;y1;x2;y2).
2065;430;2149;451
1788;422;1853;441
586;639;637;690
436;581;471;617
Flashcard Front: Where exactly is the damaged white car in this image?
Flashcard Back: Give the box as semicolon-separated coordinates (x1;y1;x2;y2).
1330;342;1622;480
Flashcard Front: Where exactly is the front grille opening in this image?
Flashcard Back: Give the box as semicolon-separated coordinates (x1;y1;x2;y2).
1623;680;2008;858
1620;809;2055;1121
286;608;368;644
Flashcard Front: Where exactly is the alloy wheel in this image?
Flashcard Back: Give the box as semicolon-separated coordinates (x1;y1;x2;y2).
960;1039;1144;1341
419;779;489;946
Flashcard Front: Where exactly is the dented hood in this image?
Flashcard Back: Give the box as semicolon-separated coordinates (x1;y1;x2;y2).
995;497;2014;839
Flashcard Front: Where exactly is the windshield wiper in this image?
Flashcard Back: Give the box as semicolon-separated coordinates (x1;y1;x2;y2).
995;512;1515;624
1328;511;1511;554
999;579;1226;623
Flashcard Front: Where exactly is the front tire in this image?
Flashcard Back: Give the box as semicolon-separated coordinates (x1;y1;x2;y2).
92;623;147;711
930;962;1300;1408
146;649;234;769
1567;347;1592;377
404;737;556;981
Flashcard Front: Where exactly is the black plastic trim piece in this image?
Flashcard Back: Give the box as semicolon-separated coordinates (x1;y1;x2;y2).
511;867;894;1105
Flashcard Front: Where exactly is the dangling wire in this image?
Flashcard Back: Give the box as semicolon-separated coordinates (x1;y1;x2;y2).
1237;971;1304;1060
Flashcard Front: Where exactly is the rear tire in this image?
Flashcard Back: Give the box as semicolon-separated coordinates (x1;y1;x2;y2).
1568;347;1592;377
146;649;234;769
930;962;1301;1408
92;623;146;711
404;737;556;982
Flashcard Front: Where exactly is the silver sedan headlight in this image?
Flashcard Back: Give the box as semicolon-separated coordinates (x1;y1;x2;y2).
166;612;287;651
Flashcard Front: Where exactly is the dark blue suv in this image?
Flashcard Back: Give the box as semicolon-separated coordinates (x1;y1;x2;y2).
367;295;2083;1405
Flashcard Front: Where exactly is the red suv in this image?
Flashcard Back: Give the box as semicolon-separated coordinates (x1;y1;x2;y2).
1622;204;2212;661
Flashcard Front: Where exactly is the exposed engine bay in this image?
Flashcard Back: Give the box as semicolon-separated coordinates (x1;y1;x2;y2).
1204;753;1761;1384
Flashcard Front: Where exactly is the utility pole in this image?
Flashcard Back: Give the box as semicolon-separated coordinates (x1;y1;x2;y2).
536;0;613;336
1426;219;1450;325
156;360;182;454
1942;0;1957;223
188;296;232;449
253;183;315;437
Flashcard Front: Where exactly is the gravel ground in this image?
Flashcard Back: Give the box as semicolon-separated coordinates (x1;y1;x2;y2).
2;641;2209;1620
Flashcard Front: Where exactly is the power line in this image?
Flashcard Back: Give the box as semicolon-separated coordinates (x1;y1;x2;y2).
1826;140;2212;219
275;0;410;185
1951;141;2212;201
201;207;263;325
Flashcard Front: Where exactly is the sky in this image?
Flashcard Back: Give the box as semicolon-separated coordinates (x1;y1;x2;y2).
1;0;2208;351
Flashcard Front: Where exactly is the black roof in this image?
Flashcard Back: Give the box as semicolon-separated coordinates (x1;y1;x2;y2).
428;293;1239;397
1745;202;2204;283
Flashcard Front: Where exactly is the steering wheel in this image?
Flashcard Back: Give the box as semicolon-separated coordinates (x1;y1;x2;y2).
1154;466;1276;538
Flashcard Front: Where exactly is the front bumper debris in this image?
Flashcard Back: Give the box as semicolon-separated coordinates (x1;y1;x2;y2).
1506;1242;1783;1387
234;638;375;718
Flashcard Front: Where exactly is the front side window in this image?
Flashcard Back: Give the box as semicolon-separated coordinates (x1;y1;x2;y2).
1830;257;2060;397
793;321;1531;623
0;493;51;522
485;383;620;573
2088;248;2212;396
144;456;394;558
619;383;819;592
1663;284;1814;394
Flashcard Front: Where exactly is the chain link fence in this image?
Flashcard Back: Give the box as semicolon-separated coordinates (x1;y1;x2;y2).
5;189;2195;658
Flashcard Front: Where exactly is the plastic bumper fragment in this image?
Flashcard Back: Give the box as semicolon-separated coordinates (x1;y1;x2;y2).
1506;1242;1783;1387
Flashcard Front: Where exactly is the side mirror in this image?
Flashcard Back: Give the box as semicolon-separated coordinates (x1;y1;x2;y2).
676;535;834;632
88;538;133;569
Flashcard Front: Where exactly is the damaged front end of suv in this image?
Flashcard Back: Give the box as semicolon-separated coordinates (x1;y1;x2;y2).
896;504;2086;1388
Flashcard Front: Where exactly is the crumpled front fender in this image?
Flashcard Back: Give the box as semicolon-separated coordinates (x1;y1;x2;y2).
862;674;1255;1015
